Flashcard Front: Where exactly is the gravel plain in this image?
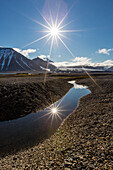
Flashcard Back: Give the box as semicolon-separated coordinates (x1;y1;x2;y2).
0;74;113;169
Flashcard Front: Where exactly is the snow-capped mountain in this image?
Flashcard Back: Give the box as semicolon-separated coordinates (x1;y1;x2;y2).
0;48;34;71
0;48;56;72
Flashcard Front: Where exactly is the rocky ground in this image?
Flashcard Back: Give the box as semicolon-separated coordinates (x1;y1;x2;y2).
0;76;72;121
0;74;113;169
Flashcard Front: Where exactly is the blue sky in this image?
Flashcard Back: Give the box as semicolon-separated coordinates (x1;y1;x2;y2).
0;0;113;66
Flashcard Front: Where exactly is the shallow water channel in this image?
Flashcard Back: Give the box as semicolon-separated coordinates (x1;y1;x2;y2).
0;81;90;155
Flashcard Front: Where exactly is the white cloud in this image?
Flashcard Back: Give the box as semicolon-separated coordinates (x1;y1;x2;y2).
13;48;21;53
72;57;92;65
95;60;113;67
53;57;113;68
13;48;36;58
97;48;113;55
21;49;36;57
53;61;70;67
53;57;93;67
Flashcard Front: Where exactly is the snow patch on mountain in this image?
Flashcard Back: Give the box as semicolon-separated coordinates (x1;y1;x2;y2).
0;48;14;70
7;51;14;70
20;57;31;70
14;56;25;70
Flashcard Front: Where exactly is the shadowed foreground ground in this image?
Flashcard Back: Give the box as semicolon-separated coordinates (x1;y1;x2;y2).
0;75;113;169
0;76;72;121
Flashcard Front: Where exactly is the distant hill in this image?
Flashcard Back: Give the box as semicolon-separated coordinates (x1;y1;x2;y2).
58;65;106;72
32;57;56;71
0;48;56;72
107;66;113;72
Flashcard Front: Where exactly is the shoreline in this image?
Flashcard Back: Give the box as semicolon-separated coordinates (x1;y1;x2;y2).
0;74;113;169
0;82;90;158
59;87;91;131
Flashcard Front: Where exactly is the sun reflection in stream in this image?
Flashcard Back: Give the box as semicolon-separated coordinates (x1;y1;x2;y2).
46;104;63;122
37;101;65;126
51;107;57;114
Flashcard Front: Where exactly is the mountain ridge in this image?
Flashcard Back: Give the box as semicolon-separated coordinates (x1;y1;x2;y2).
0;47;113;72
0;48;56;72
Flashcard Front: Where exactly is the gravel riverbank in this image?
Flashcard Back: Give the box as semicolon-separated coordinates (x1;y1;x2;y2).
0;75;113;169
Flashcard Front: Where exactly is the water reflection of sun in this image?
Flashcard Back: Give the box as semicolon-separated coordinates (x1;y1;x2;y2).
48;104;63;122
51;107;57;114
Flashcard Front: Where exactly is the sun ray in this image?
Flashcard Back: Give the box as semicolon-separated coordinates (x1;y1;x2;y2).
23;33;50;48
58;36;102;91
49;10;54;27
40;35;52;51
49;37;54;56
59;33;71;41
58;35;75;58
54;35;58;46
29;18;51;30
59;20;75;30
40;13;53;29
55;2;60;27
57;11;69;28
44;36;54;84
57;2;75;28
59;29;84;33
81;66;102;91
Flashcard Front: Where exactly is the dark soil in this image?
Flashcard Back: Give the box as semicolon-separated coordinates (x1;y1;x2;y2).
0;77;72;121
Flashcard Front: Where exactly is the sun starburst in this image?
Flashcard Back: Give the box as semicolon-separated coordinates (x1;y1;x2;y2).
23;5;101;90
23;7;80;56
22;7;81;84
51;107;57;114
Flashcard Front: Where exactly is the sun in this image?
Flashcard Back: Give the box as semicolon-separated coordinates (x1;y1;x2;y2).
23;11;79;83
23;8;79;51
50;27;59;36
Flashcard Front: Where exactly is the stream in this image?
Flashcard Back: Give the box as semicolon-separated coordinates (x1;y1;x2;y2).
0;81;90;155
